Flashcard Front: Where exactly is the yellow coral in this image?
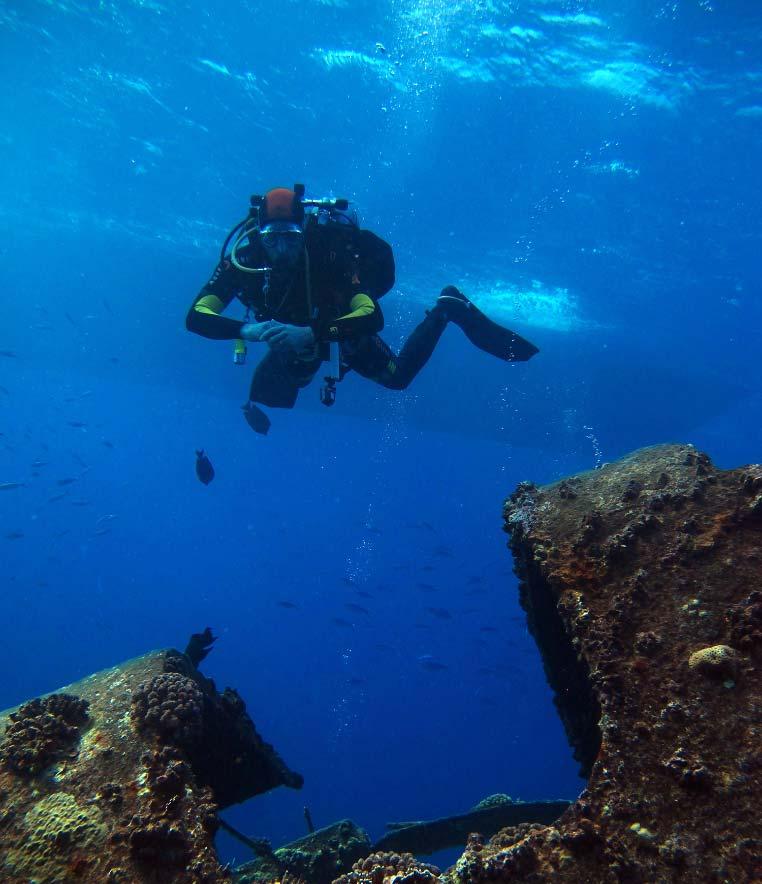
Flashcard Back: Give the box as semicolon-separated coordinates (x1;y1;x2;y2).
688;644;740;679
4;792;105;881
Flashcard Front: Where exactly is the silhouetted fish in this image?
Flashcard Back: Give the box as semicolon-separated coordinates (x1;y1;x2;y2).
426;607;453;620
0;351;17;358
332;617;352;628
480;626;498;633
195;450;215;485
57;478;76;486
277;601;298;609
344;603;369;615
416;582;437;592
0;482;24;491
419;659;448;671
354;590;374;599
6;531;24;540
67;421;87;429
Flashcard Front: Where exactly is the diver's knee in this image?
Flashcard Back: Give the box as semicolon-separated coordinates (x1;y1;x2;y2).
381;373;411;391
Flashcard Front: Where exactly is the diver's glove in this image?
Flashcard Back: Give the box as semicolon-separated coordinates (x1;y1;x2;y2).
260;322;316;357
240;320;278;342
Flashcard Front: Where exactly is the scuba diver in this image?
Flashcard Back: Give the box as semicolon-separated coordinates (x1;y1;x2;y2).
186;184;539;434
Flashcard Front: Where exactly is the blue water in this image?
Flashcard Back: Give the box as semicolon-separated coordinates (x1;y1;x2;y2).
2;0;761;871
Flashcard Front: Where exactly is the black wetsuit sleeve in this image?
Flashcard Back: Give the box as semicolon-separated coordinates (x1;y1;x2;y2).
185;258;246;340
312;293;384;343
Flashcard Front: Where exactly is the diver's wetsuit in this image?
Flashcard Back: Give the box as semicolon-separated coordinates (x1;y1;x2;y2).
186;222;447;407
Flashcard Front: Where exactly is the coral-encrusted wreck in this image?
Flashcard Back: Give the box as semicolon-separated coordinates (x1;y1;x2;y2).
454;443;760;882
0;648;302;883
1;444;760;883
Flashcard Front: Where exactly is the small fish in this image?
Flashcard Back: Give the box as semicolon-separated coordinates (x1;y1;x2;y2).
48;492;69;503
67;421;88;429
0;482;24;491
195;450;215;485
416;582;437;592
0;350;17;358
96;513;117;527
332;617;352;628
277;601;298;609
344;603;369;615
354;590;374;599
6;531;24;540
467;576;484;585
426;607;453;620
349;677;366;686
432;544;454;558
70;499;92;507
57;478;76;486
0;385;9;396
64;312;78;327
419;659;448;672
31;459;47;468
480;626;499;633
94;527;111;536
102;440;114;449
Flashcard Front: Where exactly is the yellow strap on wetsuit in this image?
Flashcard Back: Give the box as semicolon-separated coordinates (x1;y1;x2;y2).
335;293;375;323
193;293;225;316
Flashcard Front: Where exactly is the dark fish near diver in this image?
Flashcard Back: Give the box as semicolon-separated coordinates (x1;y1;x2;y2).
344;602;369;615
426;606;453;620
419;659;448;671
195;450;215;485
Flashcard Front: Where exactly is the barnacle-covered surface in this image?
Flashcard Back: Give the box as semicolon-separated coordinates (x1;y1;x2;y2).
0;649;302;883
234;819;372;884
461;443;762;882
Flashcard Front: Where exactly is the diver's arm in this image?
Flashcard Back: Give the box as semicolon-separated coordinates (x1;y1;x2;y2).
185;290;246;340
312;293;384;343
186;256;249;340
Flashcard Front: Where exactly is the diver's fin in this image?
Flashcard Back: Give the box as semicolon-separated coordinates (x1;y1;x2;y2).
242;401;271;435
438;286;539;362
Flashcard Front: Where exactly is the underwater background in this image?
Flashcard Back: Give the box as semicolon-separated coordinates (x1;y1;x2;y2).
1;0;761;870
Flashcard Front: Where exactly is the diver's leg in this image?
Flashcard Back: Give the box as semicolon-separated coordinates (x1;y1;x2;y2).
242;351;320;434
436;286;539;362
346;311;449;391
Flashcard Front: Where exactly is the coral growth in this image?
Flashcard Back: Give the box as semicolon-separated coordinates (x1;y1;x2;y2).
131;672;204;746
117;744;222;878
0;693;89;775
4;792;106;880
687;644;740;680
498;444;762;882
333;851;440;884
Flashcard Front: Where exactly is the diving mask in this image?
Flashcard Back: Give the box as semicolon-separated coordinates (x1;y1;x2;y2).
260;221;304;267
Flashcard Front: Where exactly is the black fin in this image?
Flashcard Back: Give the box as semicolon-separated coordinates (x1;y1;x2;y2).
242;402;271;435
440;291;539;362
